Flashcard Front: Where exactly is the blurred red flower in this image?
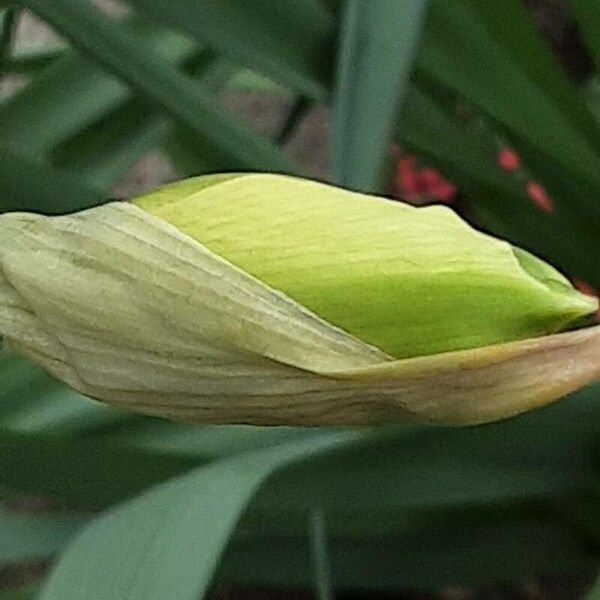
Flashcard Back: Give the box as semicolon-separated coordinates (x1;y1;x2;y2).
497;148;520;171
394;154;457;204
525;181;555;213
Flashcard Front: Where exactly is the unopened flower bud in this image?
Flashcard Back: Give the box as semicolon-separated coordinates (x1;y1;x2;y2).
0;174;598;425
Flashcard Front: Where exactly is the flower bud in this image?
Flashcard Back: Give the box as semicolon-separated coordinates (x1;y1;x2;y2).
135;174;594;358
0;173;598;426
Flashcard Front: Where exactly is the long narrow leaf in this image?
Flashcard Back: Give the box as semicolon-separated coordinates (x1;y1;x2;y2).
0;6;18;74
0;147;103;213
332;0;428;191
39;432;364;600
20;0;296;172
0;428;197;507
2;47;63;74
122;0;332;100
573;1;600;71
50;53;234;190
50;100;169;191
0;21;194;157
0;509;86;565
0;352;125;435
161;59;245;174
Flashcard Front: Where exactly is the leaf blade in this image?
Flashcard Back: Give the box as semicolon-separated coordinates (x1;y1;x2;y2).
39;432;363;600
0;146;103;213
20;0;297;172
331;0;428;191
122;0;332;100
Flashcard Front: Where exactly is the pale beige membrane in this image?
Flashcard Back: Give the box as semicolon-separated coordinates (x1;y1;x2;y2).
0;203;599;426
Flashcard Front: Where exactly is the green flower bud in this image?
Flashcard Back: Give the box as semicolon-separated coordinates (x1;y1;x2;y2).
0;173;598;426
135;173;595;358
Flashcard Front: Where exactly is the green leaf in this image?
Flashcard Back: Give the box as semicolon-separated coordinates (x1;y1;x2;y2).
2;47;63;74
572;1;600;72
0;383;121;436
418;0;600;204
277;95;312;145
0;509;86;565
0;6;19;75
0;428;196;507
0;34;251;195
50;100;170;191
309;508;334;600
122;0;332;100
0;146;103;213
241;388;600;539
331;0;428;192
221;516;595;589
0;21;194;158
50;53;234;191
39;431;364;600
105;421;311;461
2;383;600;591
0;354;315;506
161;59;247;175
20;0;297;173
0;352;123;435
0;585;41;600
225;69;290;95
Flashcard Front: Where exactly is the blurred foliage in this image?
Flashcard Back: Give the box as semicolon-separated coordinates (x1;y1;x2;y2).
2;0;600;598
